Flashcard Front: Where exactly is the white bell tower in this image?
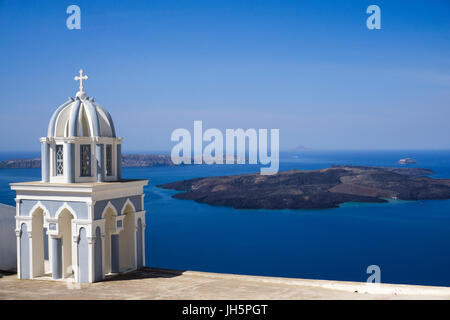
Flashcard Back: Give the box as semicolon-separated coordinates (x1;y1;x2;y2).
11;70;148;283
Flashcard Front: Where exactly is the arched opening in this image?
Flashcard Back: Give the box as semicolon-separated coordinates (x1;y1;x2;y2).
103;206;116;274
119;203;136;271
31;207;46;277
77;227;89;282
58;209;74;278
94;227;103;281
20;223;30;279
136;218;143;269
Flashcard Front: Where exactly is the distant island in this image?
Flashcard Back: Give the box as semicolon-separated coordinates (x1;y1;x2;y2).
158;166;450;209
121;154;174;167
0;154;174;169
398;158;417;165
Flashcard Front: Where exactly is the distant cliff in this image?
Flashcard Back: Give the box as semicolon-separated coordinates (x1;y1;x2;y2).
0;154;174;169
121;154;174;167
0;158;41;169
158;166;450;210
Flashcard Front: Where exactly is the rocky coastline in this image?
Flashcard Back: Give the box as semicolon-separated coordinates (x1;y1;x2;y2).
158;166;450;209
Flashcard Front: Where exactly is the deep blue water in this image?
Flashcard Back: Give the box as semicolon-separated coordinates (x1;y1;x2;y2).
1;150;450;286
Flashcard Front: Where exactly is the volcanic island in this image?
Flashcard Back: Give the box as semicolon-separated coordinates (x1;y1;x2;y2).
158;166;450;209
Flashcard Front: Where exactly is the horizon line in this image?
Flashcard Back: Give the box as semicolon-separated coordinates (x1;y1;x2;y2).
1;148;450;154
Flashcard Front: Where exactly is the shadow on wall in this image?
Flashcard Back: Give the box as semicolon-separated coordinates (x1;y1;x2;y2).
103;267;185;282
0;203;16;272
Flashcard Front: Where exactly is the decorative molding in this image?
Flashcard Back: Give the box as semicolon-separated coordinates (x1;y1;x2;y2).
54;202;78;220
15;216;32;221
29;201;51;219
16;195;93;203
121;198;136;215
12;182;148;203
114;215;126;234
87;200;96;220
101;201;118;219
72;219;91;224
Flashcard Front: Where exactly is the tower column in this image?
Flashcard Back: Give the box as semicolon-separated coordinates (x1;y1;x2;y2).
111;234;120;273
40;138;50;182
51;236;62;279
66;142;75;183
96;143;104;182
116;143;122;180
142;220;146;268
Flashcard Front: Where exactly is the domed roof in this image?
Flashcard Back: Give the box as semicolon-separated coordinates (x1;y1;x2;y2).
47;70;116;138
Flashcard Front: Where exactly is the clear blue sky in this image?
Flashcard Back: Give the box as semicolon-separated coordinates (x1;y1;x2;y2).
0;0;449;152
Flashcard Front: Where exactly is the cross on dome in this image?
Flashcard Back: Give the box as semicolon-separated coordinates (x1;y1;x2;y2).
74;69;88;92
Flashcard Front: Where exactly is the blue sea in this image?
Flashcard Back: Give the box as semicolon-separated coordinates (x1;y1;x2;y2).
1;150;450;287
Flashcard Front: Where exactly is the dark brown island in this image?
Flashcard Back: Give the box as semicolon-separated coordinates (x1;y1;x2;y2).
158;166;450;209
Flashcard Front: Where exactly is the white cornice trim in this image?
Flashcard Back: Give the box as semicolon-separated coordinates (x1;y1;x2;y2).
10;180;148;194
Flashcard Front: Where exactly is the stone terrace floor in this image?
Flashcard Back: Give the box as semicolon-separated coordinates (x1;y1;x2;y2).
1;268;450;300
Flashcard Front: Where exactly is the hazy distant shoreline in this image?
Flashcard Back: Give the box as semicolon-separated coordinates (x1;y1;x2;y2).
0;154;174;169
